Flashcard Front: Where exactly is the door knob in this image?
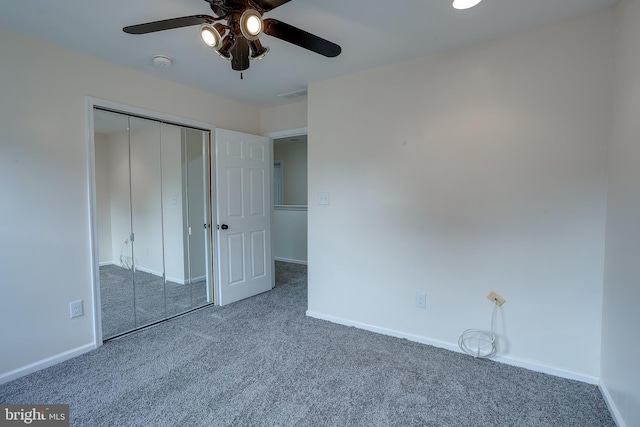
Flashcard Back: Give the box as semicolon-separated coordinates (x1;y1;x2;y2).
219;224;229;230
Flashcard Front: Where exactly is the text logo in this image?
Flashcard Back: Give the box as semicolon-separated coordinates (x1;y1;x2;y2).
0;405;69;427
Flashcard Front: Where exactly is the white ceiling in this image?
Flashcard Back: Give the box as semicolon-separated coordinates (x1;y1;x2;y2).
0;0;617;107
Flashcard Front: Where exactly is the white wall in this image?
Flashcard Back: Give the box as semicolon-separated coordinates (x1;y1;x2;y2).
273;208;308;264
130;123;164;276
260;101;307;135
600;0;640;425
274;142;308;205
0;27;260;380
307;10;612;379
103;130;134;266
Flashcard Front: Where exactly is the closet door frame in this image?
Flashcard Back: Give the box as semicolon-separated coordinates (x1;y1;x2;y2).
85;97;216;345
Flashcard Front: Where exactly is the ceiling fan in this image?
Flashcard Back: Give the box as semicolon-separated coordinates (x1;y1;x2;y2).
123;0;342;75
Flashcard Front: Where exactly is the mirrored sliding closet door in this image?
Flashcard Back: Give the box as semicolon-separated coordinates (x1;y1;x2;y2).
94;108;213;340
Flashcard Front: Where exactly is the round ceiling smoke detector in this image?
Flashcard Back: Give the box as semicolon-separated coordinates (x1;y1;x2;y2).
152;55;173;67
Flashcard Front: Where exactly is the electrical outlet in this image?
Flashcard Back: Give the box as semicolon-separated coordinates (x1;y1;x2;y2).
487;291;506;306
318;192;330;205
415;292;426;309
70;300;83;318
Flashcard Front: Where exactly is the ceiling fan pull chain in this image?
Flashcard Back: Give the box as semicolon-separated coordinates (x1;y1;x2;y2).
240;72;244;80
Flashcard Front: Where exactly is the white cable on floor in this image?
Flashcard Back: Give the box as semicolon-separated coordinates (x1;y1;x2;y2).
458;301;498;358
119;239;133;270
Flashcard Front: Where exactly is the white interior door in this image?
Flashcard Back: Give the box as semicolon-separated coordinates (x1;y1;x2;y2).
215;128;273;305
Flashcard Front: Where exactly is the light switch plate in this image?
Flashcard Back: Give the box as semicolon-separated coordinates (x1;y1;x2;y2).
415;292;426;309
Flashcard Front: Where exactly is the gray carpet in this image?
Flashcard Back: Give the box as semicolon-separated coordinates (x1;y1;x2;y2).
1;262;614;426
100;264;208;339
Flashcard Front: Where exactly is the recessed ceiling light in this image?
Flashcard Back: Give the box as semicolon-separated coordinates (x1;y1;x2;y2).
452;0;482;10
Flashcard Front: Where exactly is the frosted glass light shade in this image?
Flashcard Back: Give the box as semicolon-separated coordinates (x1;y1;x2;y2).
200;24;223;49
240;9;263;41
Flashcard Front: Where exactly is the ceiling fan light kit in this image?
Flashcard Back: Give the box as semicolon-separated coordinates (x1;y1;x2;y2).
248;40;269;60
199;23;226;49
123;0;342;75
239;9;263;40
216;32;236;60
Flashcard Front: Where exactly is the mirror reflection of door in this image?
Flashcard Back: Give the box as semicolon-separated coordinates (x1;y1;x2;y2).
93;108;213;340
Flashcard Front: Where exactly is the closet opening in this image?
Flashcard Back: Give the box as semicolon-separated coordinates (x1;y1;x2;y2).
92;107;214;340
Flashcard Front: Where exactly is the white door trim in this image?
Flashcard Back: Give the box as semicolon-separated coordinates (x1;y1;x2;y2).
85;96;217;345
265;127;308;140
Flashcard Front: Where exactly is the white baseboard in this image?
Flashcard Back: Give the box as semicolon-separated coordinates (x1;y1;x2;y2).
275;257;307;265
0;343;96;385
305;310;599;385
599;380;627;427
306;310;460;351
134;266;163;277
491;353;598;384
165;275;187;285
100;264;203;285
165;275;206;285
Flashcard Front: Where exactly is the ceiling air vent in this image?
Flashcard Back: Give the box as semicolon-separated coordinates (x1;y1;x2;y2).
278;89;308;99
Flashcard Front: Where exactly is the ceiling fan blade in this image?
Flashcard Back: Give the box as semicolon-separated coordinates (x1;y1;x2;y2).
252;0;292;12
204;0;227;17
263;18;341;58
123;15;216;35
231;36;250;71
